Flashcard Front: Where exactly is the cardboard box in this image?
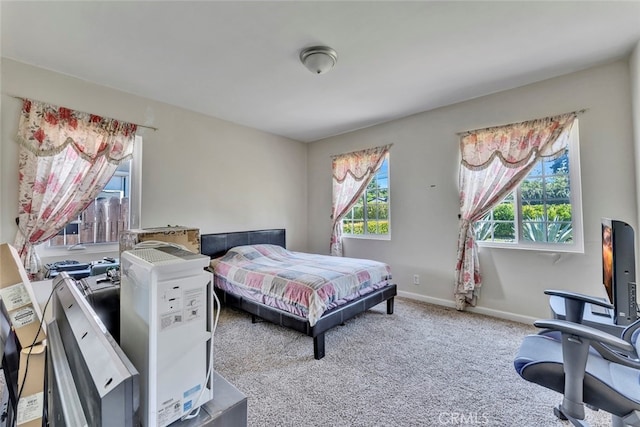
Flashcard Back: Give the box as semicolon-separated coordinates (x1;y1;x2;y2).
119;226;200;254
16;343;46;427
0;244;46;347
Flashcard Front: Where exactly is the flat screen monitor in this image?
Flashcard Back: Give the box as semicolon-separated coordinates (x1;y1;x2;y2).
601;218;638;325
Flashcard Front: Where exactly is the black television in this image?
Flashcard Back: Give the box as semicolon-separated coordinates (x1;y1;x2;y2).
602;218;638;326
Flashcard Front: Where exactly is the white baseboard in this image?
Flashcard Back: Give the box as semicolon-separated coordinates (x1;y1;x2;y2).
397;290;538;325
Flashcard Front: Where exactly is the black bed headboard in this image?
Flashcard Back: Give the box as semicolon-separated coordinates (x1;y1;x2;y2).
200;229;286;259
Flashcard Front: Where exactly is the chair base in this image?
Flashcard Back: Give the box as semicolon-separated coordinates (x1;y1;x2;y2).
554;405;588;427
554;404;640;427
618;410;640;427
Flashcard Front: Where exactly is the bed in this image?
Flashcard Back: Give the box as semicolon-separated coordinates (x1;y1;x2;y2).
201;229;397;359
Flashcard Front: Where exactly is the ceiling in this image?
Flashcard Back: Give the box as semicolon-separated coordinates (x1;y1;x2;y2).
2;1;640;143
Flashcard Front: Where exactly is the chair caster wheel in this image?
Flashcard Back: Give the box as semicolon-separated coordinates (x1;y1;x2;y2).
554;406;568;420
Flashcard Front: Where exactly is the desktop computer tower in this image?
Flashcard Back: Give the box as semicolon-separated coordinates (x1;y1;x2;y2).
120;246;213;427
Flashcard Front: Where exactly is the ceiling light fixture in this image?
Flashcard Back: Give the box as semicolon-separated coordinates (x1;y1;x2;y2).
299;46;338;75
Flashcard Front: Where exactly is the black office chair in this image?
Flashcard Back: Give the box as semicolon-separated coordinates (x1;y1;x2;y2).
514;291;640;426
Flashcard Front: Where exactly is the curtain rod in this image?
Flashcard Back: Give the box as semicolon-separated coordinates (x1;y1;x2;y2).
330;143;394;159
455;109;587;136
6;94;158;132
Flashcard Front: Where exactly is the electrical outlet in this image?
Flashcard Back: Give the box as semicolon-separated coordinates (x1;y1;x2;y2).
413;274;420;285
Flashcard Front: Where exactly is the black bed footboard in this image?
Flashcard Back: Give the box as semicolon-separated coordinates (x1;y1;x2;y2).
310;285;397;359
216;284;398;359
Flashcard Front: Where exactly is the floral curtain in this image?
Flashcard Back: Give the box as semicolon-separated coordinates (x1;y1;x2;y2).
331;144;392;256
14;99;137;274
455;113;577;310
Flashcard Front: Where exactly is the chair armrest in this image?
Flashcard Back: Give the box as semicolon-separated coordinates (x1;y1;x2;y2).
621;317;640;342
534;319;634;353
544;289;613;309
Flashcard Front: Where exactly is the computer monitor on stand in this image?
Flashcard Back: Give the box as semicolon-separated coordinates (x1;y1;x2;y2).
601;219;638;326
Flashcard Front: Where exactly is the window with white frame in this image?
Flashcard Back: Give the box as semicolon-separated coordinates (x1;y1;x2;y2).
46;136;142;249
473;123;583;252
342;154;390;237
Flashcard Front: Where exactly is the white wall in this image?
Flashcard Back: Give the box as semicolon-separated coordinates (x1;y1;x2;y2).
1;59;308;254
308;60;636;323
632;41;640;230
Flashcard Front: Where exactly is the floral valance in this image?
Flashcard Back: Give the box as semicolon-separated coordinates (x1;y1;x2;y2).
332;144;392;183
460;113;577;170
16;99;137;164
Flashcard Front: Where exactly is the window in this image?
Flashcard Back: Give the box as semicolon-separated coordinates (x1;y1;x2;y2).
342;155;390;237
473;125;583;252
46;136;142;249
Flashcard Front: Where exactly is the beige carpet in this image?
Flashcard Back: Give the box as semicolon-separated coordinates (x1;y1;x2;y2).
214;297;614;427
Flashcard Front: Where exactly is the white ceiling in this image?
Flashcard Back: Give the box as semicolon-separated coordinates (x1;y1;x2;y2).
2;1;640;142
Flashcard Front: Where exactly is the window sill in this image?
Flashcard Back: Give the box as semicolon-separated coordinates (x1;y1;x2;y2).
342;234;391;241
477;240;584;254
37;242;119;265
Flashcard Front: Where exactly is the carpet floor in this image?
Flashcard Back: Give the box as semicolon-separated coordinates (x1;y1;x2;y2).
214;297;614;427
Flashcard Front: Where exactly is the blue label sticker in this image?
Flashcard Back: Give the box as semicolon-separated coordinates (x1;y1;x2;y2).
184;400;192;412
183;384;201;398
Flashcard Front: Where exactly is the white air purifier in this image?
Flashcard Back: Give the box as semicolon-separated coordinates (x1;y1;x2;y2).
120;246;213;427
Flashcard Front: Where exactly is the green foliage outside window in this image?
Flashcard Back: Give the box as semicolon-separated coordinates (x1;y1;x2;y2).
491;203;515;238
520;175;570;201
521;220;573;243
523;204;572;220
478;201;572;241
350;203;389;221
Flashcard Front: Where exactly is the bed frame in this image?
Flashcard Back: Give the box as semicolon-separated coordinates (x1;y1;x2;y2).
200;229;397;359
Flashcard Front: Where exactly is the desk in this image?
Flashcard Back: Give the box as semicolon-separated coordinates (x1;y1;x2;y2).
549;295;626;336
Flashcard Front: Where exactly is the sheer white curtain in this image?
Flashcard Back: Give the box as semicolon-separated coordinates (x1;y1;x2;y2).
455;113;577;310
331;144;391;256
14;99;137;275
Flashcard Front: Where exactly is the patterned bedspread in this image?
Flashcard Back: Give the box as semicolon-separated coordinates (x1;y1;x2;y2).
211;244;392;326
